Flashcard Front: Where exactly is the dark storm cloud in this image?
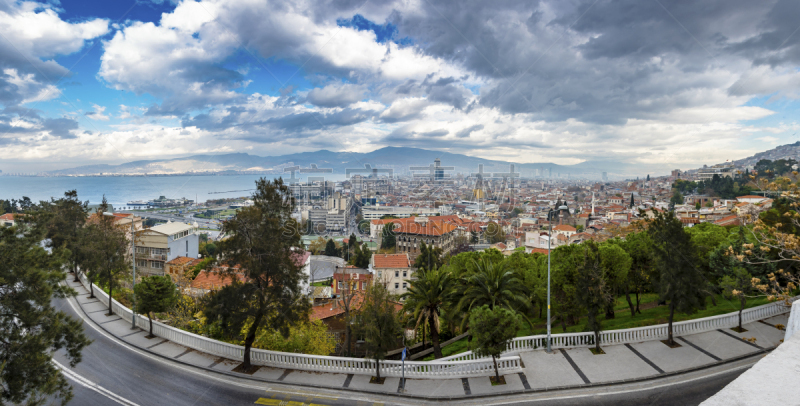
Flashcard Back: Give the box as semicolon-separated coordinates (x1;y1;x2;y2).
306;84;364;107
42;117;79;139
181;106;250;130
265;108;375;132
387;0;800;124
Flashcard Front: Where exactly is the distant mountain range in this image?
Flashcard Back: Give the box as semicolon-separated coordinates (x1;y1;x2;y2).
46;147;637;179
729;141;800;168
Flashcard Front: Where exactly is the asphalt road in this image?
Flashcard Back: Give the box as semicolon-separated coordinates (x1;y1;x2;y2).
52;295;396;406
52;291;747;406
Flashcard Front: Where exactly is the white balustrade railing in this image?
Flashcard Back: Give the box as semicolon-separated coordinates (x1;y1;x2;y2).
436;299;793;363
75;273;521;378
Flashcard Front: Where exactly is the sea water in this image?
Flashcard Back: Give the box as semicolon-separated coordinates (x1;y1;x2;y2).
0;174;346;207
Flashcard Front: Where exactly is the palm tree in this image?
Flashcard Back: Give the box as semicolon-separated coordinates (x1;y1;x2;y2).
401;268;455;359
457;259;529;316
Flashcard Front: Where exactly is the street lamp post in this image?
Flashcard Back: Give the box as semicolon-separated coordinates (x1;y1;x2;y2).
546;204;568;354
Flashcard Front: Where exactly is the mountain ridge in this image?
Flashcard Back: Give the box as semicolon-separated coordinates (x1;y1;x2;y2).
47;147;624;178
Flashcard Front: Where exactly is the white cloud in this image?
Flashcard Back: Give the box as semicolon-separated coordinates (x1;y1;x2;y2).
85;104;110;121
0;1;109;58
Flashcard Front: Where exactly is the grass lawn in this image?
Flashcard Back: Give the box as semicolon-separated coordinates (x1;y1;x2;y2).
311;280;331;287
425;293;774;361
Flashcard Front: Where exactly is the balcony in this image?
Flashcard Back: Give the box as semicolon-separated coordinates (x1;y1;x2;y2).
136;253;167;261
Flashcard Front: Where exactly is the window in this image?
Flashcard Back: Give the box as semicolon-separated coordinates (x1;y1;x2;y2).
402;283;407;289
361;282;365;290
395;271;399;277
395;283;399;289
186;240;188;253
338;281;342;289
402;271;407;277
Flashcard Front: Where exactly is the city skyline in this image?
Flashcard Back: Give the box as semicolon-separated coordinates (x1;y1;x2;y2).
1;0;799;173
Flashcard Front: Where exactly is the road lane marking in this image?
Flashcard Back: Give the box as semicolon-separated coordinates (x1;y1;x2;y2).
264;389;337;401
255;398;329;406
63;294;383;403
54;359;141;406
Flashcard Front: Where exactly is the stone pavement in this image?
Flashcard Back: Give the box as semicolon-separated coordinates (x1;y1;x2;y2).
66;278;789;399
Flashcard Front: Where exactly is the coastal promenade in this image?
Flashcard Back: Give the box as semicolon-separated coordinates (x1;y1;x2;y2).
61;276;792;402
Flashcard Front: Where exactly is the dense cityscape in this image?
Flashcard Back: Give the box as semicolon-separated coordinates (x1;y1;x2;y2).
1;0;800;405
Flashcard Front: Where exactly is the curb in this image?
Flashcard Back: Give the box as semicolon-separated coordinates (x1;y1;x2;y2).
65;277;771;402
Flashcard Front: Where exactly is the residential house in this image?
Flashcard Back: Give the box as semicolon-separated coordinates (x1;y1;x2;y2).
394;217;457;259
0;213;22;227
331;265;372;296
135;222;200;276
371;253;415;296
552;224;577;238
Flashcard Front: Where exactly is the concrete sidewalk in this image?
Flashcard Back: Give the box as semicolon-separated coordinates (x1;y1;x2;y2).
65;278;788;399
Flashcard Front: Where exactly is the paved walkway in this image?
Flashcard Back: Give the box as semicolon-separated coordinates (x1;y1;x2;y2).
66;278;789;399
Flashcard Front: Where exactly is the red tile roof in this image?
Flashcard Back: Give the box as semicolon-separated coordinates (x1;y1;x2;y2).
190;271;247;291
394;220;457;236
372;254;410;268
714;215;741;226
553;225;576;232
311;294;403;321
167;256;197;266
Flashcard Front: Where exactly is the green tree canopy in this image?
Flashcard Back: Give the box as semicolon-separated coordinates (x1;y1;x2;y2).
203;178;310;370
135;275;180;338
380;222;396;251
357;283;402;380
82;196;130;314
0;218;91;405
648;210;708;345
457;259;529;317
468;305;522;382
413;242;444;271
576;242;612;352
401;268;455;359
598;241;631;319
324;239;338;257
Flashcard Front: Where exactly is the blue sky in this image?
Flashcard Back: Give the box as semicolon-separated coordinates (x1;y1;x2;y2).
1;0;799;174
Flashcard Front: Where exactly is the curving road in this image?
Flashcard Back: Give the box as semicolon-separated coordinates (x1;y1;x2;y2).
52;294;395;406
52;292;749;406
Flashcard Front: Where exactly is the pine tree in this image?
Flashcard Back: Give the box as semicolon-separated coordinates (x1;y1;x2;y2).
203;178;310;371
135;275;180;338
30;190;89;282
324;239;338;257
0;216;91;405
629;194;635;208
83;196;130;314
648;210;708;346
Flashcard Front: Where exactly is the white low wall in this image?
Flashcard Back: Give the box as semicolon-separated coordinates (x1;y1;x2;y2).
437;299;793;362
701;300;800;406
76;273;521;378
785;300;800;341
